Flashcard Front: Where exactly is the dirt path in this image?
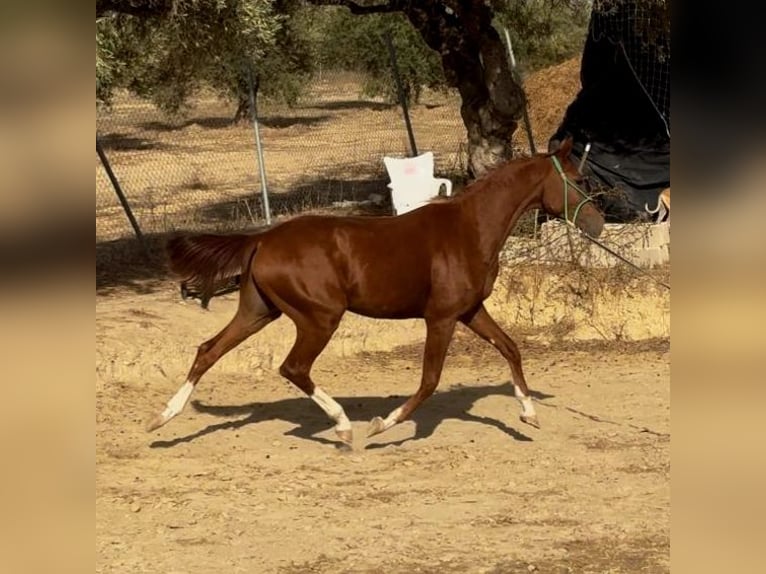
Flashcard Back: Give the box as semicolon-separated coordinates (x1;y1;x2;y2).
96;285;669;573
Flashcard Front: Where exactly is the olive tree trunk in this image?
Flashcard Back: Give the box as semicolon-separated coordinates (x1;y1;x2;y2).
404;1;526;177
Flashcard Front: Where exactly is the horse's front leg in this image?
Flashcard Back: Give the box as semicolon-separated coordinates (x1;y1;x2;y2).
368;318;456;437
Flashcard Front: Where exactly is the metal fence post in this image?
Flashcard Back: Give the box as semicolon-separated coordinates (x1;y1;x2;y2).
247;65;272;225
503;27;542;237
96;137;150;260
503;27;536;155
384;32;418;157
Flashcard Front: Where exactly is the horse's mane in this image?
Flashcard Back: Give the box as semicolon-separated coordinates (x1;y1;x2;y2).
427;152;551;205
428;195;453;204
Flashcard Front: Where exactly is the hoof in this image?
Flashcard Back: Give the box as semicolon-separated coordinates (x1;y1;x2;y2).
520;414;541;429
336;428;353;447
145;413;166;433
367;416;386;438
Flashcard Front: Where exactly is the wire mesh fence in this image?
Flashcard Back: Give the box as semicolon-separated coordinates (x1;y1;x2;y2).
96;70;468;243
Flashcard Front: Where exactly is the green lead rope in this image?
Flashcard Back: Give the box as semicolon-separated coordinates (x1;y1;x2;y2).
551;155;593;226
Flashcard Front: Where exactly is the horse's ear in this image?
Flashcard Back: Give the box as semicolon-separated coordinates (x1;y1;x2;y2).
556;136;574;158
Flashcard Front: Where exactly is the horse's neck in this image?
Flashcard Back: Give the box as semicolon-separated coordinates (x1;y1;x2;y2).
465;161;544;261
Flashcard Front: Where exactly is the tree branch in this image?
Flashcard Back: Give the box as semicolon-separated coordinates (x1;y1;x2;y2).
306;0;403;15
96;0;173;19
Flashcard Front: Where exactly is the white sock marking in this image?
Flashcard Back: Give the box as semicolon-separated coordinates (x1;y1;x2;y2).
514;385;537;417
162;381;194;422
168;381;194;413
382;406;403;431
157;381;194;426
312;387;351;431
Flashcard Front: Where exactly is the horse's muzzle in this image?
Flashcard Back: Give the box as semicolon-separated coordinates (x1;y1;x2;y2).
579;215;604;239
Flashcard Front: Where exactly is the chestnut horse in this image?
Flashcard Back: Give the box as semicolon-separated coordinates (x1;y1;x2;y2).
147;138;604;446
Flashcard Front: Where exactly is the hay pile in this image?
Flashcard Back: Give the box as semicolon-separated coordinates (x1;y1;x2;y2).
512;56;582;152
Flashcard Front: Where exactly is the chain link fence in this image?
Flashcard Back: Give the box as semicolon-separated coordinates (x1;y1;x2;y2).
96;70;468;243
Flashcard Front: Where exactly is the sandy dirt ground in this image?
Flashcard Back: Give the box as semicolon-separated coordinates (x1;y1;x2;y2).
96;279;669;574
97;55;669;573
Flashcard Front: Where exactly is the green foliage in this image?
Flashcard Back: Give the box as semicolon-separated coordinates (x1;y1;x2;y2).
309;7;445;105
492;0;592;75
96;17;121;106
253;3;314;105
96;0;594;113
306;1;590;103
592;0;669;52
96;1;291;114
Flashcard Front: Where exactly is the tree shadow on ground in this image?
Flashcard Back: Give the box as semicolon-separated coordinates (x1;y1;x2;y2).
96;231;179;296
259;115;333;129
97;95;413;158
307;100;395;112
98;132;175;152
137;113;333;133
138;117;236;132
198;177;393;223
149;383;555;450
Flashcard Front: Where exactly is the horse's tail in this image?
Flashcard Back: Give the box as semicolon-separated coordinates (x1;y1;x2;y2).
166;233;258;301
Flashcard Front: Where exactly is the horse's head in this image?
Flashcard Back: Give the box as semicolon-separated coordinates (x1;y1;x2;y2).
540;137;605;238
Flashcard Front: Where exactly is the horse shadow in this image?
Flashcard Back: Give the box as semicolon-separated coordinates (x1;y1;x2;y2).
149;383;554;450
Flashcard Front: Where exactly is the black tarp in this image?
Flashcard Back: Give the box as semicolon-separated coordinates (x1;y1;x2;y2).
548;1;670;222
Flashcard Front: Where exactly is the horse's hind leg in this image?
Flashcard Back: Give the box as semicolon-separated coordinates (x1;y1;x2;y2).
278;316;353;447
461;304;539;429
368;318;456;438
146;281;280;432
